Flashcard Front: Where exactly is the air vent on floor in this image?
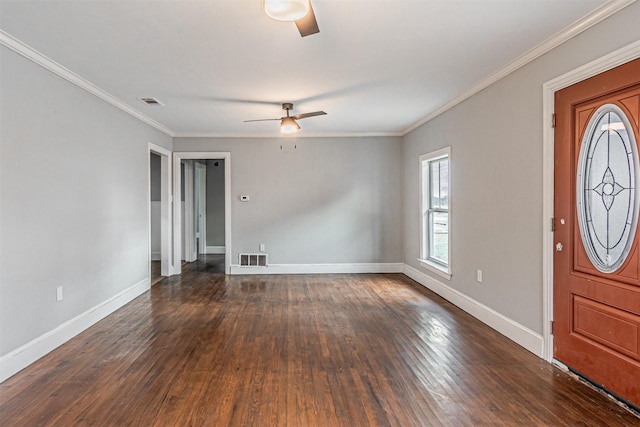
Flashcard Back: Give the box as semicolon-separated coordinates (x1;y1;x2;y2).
138;97;164;106
239;253;268;267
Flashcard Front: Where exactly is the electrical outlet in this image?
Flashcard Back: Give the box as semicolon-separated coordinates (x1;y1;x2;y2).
56;286;63;301
476;270;483;283
259;244;266;252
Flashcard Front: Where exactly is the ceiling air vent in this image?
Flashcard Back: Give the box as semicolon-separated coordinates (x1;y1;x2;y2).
138;97;164;106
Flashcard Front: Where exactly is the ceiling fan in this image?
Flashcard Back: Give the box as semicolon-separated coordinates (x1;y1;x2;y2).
264;0;320;37
244;103;327;134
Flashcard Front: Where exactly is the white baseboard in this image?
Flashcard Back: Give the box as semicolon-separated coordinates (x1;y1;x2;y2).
0;278;150;383
151;252;161;261
403;264;544;357
229;262;404;275
205;246;225;254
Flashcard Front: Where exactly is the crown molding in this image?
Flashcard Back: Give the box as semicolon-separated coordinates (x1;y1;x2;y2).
0;30;174;137
172;131;403;139
401;0;637;136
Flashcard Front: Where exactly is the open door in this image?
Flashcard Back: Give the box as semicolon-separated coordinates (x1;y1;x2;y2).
182;161;197;262
553;58;640;407
195;161;207;256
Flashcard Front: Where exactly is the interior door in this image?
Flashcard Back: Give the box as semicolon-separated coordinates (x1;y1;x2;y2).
195;161;207;256
554;58;640;407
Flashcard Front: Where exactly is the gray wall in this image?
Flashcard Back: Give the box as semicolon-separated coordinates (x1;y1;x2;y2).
173;137;402;264
206;159;225;247
0;46;172;356
150;153;161;201
402;2;640;334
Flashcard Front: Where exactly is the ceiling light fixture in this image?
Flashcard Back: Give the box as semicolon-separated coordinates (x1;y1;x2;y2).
244;103;326;134
280;116;300;134
264;0;309;21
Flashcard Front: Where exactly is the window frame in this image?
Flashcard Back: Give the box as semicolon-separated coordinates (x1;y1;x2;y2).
419;147;452;280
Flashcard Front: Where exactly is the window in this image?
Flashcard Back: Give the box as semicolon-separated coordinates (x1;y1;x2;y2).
420;148;451;279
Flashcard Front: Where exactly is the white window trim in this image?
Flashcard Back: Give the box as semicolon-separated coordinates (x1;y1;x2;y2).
419;147;452;280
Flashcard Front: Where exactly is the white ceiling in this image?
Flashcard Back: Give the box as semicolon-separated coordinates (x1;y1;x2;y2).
0;0;617;137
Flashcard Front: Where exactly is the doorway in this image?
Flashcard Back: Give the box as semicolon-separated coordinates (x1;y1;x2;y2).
553;58;640;407
148;143;172;282
173;152;231;274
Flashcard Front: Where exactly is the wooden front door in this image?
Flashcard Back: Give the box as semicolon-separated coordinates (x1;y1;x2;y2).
554;58;640;407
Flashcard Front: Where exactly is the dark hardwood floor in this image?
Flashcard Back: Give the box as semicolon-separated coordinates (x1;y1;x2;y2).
1;256;638;426
151;260;162;285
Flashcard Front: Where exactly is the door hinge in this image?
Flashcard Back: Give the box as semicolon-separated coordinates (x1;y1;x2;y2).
551;113;556;128
551;217;555;232
550;320;554;335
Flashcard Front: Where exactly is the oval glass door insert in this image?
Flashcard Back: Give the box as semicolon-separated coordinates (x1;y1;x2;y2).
577;104;639;273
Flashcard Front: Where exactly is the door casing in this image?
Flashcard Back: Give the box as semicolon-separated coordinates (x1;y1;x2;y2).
172;152;231;275
148;143;173;277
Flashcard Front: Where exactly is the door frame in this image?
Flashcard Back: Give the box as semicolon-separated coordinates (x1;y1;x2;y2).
173;152;231;275
542;40;640;362
148;143;173;277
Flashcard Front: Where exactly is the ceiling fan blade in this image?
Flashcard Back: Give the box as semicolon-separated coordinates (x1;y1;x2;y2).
291;111;326;120
243;118;281;122
295;1;319;37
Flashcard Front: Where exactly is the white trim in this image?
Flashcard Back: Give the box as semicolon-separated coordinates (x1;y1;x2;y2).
173;152;232;275
151;252;162;261
419;147;452;277
0;31;173;137
172;131;403;139
542;40;640;362
403;264;544;357
206;246;226;254
229;263;404;275
0;278;149;383
402;0;637;135
148;143;173;276
418;259;452;280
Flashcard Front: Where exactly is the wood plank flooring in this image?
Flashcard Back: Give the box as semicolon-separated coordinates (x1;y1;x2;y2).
1;257;638;426
151;260;162;285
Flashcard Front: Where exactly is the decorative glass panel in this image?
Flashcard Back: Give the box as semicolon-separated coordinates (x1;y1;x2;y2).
577;104;639;273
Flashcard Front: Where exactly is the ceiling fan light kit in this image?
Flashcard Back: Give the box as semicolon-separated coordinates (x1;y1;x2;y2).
264;0;309;21
264;0;320;37
280;116;300;134
244;102;327;135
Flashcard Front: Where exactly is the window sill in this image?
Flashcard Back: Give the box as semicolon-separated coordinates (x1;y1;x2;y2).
418;259;451;280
